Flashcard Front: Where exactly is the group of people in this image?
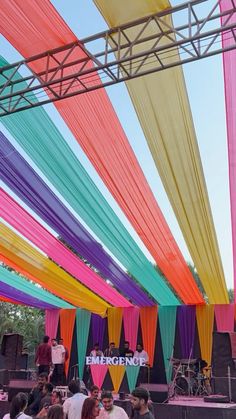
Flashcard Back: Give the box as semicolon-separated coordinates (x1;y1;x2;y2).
91;342;149;364
3;375;154;419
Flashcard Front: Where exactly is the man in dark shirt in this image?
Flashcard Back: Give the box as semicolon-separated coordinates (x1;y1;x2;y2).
27;372;48;416
39;382;54;411
130;388;154;419
35;335;52;375
120;341;134;358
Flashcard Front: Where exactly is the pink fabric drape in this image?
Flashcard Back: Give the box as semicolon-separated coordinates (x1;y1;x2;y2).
123;307;140;351
215;304;235;332
45;309;60;340
0;189;131;307
90;365;108;389
220;0;236;299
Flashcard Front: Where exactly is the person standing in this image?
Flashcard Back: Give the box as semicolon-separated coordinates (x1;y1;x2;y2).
98;391;128;419
35;336;52;375
63;380;88;419
51;339;65;386
130;388;154;419
82;398;100;419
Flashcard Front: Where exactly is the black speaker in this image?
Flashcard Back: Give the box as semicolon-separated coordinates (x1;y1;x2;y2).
1;334;23;370
0;370;9;386
140;383;168;403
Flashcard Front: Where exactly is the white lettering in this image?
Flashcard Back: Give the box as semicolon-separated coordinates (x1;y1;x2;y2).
125;357;133;366
112;357;119;365
85;356;146;366
119;357;125;365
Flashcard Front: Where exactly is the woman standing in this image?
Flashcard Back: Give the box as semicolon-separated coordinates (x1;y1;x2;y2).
81;398;100;419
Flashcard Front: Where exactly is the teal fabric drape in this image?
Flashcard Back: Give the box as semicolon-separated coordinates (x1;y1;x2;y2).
76;309;91;378
126;366;140;392
0;56;178;305
159;306;177;383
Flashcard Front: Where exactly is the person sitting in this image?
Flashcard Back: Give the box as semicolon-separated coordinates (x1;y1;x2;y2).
39;383;54;411
120;341;134;358
90;385;99;400
27;373;48;416
81;398;100;419
98;391;128;419
3;392;31;419
63;379;88;419
130;388;154;419
51;390;63;405
35;336;52;375
90;343;103;357
47;405;64;419
104;342;119;357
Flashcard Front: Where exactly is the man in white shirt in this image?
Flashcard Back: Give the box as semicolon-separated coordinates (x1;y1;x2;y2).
90;342;104;357
134;344;149;385
63;380;88;419
134;344;149;364
51;338;65;386
98;391;128;419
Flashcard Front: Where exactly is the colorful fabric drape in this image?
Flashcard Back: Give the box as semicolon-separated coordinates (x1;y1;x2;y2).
220;0;236;299
107;308;123;347
0;4;202;305
94;0;228;304
0;188;130;307
92;314;106;348
60;309;76;376
140;306;158;367
109;366;126;393
215;305;235;332
0;266;60;309
196;305;214;365
45;310;60;340
76;309;91;378
123;307;140;351
0;132;152;308
90;365;108;389
159;306;177;383
0;223;110;316
177;306;196;359
126;366;140;393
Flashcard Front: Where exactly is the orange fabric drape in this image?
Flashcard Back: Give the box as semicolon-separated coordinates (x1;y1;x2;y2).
0;0;204;305
196;305;214;365
140;306;158;367
109;366;126;393
59;309;76;376
107;308;123;347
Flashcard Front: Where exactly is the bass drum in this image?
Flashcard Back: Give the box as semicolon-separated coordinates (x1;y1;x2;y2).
175;376;189;395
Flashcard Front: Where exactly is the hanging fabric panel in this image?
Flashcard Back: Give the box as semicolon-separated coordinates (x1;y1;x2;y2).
215;305;234;332
177;306;196;359
0;188;130;307
0;266;58;309
0;223;109;316
45;310;60;340
107;308;123;347
126;366;140;393
76;309;91;378
159;306;177;383
90;365;108;389
140;306;158;367
92;314;106;348
220;0;236;298
0;7;202;304
0;131;152;308
60;309;76;376
196;305;214;365
109;366;126;393
93;0;228;304
123;307;140;351
0;265;69;309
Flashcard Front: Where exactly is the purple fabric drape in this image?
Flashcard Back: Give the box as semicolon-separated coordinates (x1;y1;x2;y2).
0;133;152;307
0;281;56;309
92;314;106;348
177;306;196;359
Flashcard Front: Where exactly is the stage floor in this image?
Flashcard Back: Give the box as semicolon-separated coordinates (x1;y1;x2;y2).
168;395;236;408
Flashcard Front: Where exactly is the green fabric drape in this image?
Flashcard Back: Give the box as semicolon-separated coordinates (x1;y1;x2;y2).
76;309;91;378
159;306;177;383
126;366;140;392
0;56;178;305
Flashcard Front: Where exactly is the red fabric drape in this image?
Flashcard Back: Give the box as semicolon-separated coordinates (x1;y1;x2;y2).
0;0;204;305
59;309;76;376
140;306;158;367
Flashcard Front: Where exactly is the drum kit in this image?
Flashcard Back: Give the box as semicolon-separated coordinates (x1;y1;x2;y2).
169;358;212;398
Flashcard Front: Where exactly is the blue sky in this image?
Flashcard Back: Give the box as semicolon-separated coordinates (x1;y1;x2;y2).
0;0;233;288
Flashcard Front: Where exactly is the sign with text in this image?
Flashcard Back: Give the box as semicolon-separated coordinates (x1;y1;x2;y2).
86;356;146;366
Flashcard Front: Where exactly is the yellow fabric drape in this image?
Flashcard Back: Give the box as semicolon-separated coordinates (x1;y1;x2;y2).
107;307;123;347
0;223;109;316
109;365;126;393
196;305;215;365
94;0;228;304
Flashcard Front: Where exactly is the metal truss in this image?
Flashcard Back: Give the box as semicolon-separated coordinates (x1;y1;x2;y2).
0;0;236;116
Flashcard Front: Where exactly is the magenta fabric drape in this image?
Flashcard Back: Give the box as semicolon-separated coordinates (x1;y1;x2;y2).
45;309;60;340
123;307;140;351
215;304;235;332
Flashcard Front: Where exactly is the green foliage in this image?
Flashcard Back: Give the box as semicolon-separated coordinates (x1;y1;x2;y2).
0;302;45;354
